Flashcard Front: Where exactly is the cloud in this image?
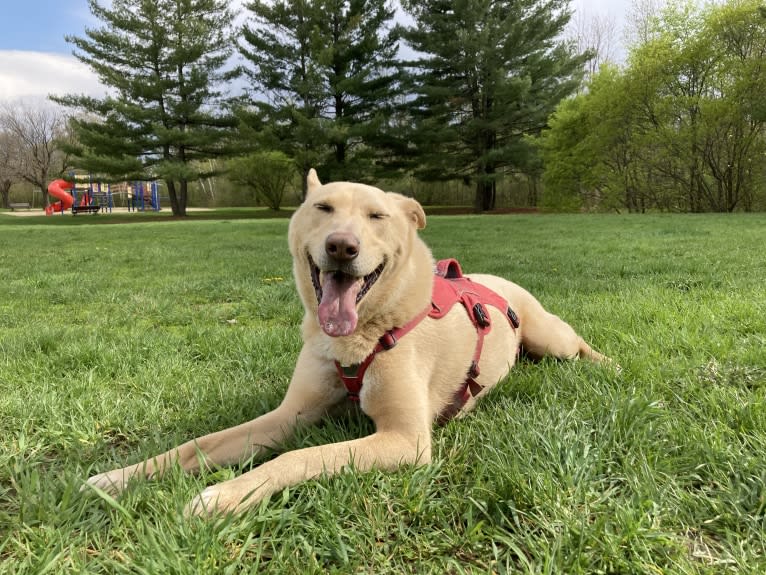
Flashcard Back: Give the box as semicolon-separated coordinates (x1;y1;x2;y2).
0;50;107;104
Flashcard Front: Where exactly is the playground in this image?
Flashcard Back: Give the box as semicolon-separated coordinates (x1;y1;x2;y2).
42;175;168;216
2;206;211;217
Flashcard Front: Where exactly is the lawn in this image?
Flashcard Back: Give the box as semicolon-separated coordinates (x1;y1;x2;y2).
0;213;764;573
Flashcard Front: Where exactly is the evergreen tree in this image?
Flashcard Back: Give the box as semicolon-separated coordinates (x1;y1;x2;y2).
240;0;325;194
240;0;400;191
400;0;588;211
53;0;238;216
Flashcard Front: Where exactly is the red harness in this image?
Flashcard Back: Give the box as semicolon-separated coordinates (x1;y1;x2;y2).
334;259;520;423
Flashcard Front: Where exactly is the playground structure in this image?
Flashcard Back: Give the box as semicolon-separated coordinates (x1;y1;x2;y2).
45;180;75;215
46;173;112;215
45;175;165;215
125;181;162;212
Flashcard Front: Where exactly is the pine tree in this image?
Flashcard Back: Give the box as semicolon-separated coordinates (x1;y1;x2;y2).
400;0;588;211
240;0;325;194
53;0;238;216
240;0;400;190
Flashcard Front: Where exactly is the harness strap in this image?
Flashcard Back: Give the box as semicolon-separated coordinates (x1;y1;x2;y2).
435;258;463;279
335;304;432;402
334;259;519;421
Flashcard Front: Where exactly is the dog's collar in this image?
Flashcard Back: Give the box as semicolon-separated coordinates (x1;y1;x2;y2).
334;259;520;423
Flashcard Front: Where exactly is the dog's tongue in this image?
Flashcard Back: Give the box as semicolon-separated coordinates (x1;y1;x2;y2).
318;272;361;337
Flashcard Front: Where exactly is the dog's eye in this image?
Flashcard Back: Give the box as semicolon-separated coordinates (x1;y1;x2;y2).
314;203;334;213
369;212;388;220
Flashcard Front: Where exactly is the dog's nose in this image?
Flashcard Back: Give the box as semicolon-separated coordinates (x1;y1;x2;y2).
325;232;360;262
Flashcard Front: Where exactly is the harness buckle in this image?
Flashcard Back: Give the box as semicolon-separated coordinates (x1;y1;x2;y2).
339;364;361;378
472;303;491;328
507;307;520;329
379;331;398;350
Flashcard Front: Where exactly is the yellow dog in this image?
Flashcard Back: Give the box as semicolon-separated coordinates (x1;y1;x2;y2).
85;170;609;515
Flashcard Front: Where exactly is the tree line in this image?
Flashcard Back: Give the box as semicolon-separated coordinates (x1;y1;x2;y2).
42;0;587;216
539;0;766;212
2;0;765;215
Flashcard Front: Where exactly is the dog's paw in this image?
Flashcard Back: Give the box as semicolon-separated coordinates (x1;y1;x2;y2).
185;477;268;518
185;485;226;517
185;484;251;517
603;356;623;374
81;468;132;495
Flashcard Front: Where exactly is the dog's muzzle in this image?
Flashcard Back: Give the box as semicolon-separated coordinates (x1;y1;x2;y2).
308;254;385;337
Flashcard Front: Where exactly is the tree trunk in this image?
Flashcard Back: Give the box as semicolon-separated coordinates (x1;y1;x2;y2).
178;180;188;216
0;180;11;209
165;180;187;216
527;175;538;206
474;176;496;212
334;91;346;169
476;122;498;212
335;141;346;167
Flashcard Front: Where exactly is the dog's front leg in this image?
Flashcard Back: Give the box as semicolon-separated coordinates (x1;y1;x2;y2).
188;356;434;516
186;428;431;516
85;346;344;495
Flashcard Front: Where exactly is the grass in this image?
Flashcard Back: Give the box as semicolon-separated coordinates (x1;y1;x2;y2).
0;212;764;573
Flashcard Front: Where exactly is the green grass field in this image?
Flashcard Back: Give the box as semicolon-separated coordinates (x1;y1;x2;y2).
0;213;764;574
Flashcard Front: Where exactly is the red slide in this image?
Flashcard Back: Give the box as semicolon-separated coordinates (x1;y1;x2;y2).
45;179;74;215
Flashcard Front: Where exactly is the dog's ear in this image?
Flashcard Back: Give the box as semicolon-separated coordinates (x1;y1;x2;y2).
306;169;322;196
392;194;426;230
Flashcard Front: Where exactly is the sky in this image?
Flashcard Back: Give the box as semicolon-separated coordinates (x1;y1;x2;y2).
0;0;631;105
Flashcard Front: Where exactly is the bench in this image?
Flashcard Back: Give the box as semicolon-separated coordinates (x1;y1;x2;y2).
71;205;102;215
9;202;31;211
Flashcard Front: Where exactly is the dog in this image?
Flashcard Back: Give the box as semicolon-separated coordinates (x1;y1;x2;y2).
85;169;609;516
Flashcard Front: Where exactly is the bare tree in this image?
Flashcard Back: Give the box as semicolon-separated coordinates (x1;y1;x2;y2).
624;0;666;49
197;159;218;202
568;8;619;84
0;130;18;209
0;102;72;206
